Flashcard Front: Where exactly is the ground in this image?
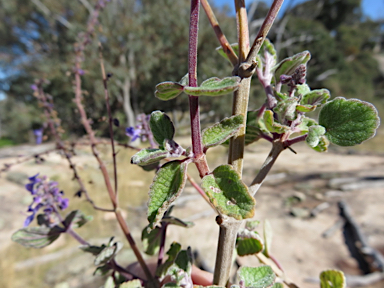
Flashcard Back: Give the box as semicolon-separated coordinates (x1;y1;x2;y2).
0;132;383;288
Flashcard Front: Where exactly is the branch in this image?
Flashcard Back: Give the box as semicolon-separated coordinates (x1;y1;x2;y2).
249;140;285;196
239;0;284;78
201;0;238;66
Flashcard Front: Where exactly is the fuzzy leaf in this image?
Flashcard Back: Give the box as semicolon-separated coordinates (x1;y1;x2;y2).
63;210;93;229
296;84;311;96
263;219;273;257
202;114;244;149
236;229;264;256
311;135;330;152
238;266;276;288
147;160;188;230
202;165;255;220
162;216;194;228
274;51;311;81
11;226;64;248
263;110;290;134
256;39;277;73
301;89;330;106
184;77;241;96
296;117;318;134
296;104;316;112
216;43;239;63
80;244;105;256
149;111;175;147
306;125;326;148
94;241;123;266
142;225;162;256
156;242;182;278
178;74;189;86
319;97;380;146
320;270;346;288
155;82;184;101
131;148;169;166
274;97;298;121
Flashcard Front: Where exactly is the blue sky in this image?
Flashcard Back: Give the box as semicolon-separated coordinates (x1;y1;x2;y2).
213;0;384;20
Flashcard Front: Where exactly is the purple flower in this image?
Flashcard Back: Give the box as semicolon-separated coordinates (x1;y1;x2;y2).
126;126;142;142
33;128;44;145
30;84;38;91
23;175;69;227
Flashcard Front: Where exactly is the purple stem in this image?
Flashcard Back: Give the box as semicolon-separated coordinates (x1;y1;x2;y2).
156;223;169;270
188;0;209;177
284;134;308;147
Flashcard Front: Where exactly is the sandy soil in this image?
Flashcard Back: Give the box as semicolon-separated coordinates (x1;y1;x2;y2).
1;139;384;288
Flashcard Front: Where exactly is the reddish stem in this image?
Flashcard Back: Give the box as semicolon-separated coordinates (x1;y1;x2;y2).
188;0;210;178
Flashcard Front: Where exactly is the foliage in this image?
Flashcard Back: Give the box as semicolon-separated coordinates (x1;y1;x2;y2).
5;1;382;288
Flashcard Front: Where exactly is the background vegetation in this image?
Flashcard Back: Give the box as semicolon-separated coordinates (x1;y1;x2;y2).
0;0;383;145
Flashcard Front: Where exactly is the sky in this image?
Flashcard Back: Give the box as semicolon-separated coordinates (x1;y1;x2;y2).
213;0;384;20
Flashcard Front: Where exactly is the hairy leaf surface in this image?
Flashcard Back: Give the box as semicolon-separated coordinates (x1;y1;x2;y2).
147;160;188;230
319;97;380;146
202;165;255;220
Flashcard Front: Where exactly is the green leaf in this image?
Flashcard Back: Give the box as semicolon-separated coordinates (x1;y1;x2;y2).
245;220;260;231
11;226;64;248
319;97;380;146
263;219;273;258
183;77;241;96
216;43;239;63
147;160;188;230
141;225;161;256
63;210;93;229
131;148;169;166
104;276;115;288
236;229;264;256
150;111;175;146
274;51;311;81
178;74;189;86
93;263;111;276
155;82;184;101
119;280;143;288
296;84;311;97
271;284;284;288
242;111;267;146
320;270;346;288
256;39;277;75
156;242;182;278
274;97;298;121
238;266;276;288
306;125;326;148
295;104;316;112
202;165;255;220
312;136;330;152
80;244;105;256
301;89;330;106
94;241;123;266
296;117;318;134
263;110;290;134
202;114;244;149
162;216;194;228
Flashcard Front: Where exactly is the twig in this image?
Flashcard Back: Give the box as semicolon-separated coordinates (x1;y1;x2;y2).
249;140;285;196
72;2;156;284
99;43;119;198
239;0;284;78
201;0;238;66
